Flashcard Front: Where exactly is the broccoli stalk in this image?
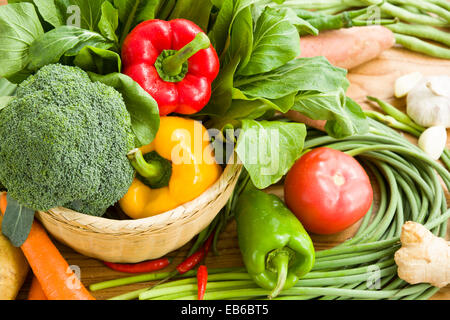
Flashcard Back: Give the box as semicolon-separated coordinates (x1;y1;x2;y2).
0;64;135;216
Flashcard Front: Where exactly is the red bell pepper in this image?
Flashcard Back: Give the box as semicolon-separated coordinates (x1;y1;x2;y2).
122;19;220;116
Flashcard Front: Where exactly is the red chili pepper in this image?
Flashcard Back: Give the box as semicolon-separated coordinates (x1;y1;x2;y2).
176;232;214;274
197;265;208;300
140;233;215;290
122;19;220;116
102;257;171;274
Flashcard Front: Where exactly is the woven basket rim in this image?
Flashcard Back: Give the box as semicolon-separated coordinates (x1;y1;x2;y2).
39;163;242;235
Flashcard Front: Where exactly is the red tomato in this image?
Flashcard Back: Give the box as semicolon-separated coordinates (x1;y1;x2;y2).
284;147;373;235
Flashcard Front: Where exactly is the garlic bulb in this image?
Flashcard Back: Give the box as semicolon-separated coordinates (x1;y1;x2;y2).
394;72;423;98
406;75;450;128
418;126;447;160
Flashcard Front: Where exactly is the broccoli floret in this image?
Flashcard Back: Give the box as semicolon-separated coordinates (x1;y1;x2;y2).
0;64;135;216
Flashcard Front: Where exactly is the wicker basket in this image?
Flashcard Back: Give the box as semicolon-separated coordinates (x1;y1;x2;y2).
35;163;242;263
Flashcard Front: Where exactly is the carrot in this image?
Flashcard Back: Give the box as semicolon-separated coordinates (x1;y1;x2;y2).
0;193;95;300
0;192;6;215
299;26;395;70
28;276;47;300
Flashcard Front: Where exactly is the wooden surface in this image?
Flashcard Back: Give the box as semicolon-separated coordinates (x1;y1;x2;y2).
15;47;450;300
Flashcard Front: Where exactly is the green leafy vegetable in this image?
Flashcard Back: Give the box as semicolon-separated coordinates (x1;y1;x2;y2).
237;6;300;76
200;54;241;117
2;194;35;247
326;97;369;138
229;89;297;117
73;45;122;74
227;5;253;72
57;0;104;31
235;57;349;100
169;0;212;31
98;1;120;45
28;25;112;71
114;0;164;45
88;72;160;146
293;90;369;138
284;6;318;36
33;0;64;28
0;0;370;195
0;3;44;78
0;78;17;96
208;0;234;55
0;96;14;112
236;120;306;189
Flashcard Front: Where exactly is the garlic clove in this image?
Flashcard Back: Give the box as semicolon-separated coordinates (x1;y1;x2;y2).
395;72;423;98
426;76;450;98
418;126;447;160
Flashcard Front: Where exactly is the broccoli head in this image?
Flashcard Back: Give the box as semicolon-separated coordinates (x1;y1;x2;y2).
0;64;135;216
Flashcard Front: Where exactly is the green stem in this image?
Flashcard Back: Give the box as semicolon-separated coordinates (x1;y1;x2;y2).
268;252;289;299
366;96;424;132
427;0;450;11
388;0;450;23
127;149;165;187
119;0;140;48
90;270;175;292
296;265;398;287
303;259;395;279
173;284;430;300
312;246;399;270
277;0;366;10
315;238;399;258
364;110;422;137
140;280;254;300
394;33;450;59
376;1;448;26
351;18;399;26
162;33;210;76
386;23;450;47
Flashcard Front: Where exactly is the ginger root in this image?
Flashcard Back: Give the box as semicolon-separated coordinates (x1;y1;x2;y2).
394;221;449;288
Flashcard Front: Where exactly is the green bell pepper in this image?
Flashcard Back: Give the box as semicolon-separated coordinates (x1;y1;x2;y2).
235;187;315;298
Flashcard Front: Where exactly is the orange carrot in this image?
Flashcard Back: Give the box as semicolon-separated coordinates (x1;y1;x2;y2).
0;192;6;215
28;276;48;300
299;26;395;70
0;193;95;300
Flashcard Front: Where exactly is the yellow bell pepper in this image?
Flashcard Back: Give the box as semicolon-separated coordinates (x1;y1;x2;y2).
119;116;222;219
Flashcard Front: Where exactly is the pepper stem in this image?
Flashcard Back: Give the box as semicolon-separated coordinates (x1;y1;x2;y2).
268;250;290;299
127;149;165;187
162;32;211;77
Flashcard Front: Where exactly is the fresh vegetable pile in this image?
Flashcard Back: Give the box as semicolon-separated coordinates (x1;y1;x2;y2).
90;114;450;300
0;0;368;241
0;0;448;301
